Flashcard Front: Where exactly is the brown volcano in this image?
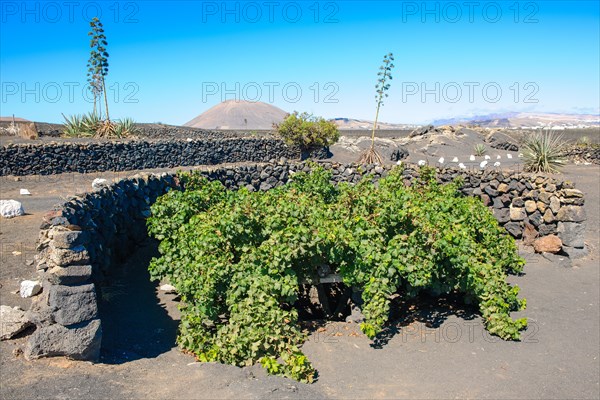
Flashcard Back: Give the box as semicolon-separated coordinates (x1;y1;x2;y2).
184;100;288;130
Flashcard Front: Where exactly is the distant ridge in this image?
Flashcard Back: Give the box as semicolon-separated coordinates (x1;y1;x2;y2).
184;100;288;130
432;112;600;128
332;117;415;130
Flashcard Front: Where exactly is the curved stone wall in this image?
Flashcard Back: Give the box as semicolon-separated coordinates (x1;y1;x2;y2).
25;162;587;361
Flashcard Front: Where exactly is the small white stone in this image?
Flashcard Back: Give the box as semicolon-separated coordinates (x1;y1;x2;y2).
0;200;24;218
507;154;513;159
20;280;42;298
480;160;488;169
518;153;524;158
496;155;501;159
438;157;444;164
186;138;193;142
92;178;109;189
484;155;491;160
494;161;501;167
469;155;475;161
458;163;466;169
418;160;426;166
160;284;177;294
452;157;459;162
19;189;31;196
396;160;402;166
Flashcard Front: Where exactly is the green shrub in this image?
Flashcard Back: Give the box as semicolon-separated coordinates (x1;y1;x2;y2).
274;112;339;149
523;129;567;173
148;166;527;382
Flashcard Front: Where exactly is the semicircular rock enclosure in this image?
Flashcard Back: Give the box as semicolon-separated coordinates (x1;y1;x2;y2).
26;161;587;360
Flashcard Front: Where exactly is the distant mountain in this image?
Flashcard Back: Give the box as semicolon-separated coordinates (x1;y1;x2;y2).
184;103;599;132
332;117;414;130
184;100;288;130
432;112;600;128
0;116;30;122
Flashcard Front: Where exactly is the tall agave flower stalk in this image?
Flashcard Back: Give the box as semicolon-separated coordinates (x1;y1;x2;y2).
87;17;110;122
359;52;395;165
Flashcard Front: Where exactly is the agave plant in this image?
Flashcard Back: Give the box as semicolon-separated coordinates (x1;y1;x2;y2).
113;117;139;138
522;129;567;173
112;122;126;138
81;112;101;135
577;136;590;146
95;119;116;138
62;114;91;137
474;143;487;156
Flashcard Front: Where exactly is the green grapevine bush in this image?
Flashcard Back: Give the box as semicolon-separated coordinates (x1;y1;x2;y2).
147;166;527;382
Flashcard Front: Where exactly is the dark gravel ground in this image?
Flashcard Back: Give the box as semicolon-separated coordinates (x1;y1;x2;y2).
0;161;598;400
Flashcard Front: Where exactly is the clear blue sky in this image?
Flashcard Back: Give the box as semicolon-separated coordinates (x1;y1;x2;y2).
1;0;599;124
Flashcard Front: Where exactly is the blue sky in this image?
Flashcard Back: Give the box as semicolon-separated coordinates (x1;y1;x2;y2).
1;0;599;124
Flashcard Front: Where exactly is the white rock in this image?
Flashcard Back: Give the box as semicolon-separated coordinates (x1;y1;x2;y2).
92;178;109;189
0;200;24;218
417;160;426;166
507;154;513;159
496;155;502;159
19;189;31;196
438;157;444;164
484;155;491;160
494;161;501;167
160;284;177;294
20;280;42;298
396;160;402;166
458;163;466;169
518;153;524;158
186;138;193;142
480;160;488;169
452;157;459;162
0;305;33;340
469;155;475;161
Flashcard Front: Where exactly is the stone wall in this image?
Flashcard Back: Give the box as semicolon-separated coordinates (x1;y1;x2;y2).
128;124;257;140
25;162;587;361
564;145;600;165
0;138;329;176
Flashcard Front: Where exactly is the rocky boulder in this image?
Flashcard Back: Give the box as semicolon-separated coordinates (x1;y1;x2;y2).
0;200;24;218
557;222;586;248
0;305;33;340
24;319;102;361
533;235;562;254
